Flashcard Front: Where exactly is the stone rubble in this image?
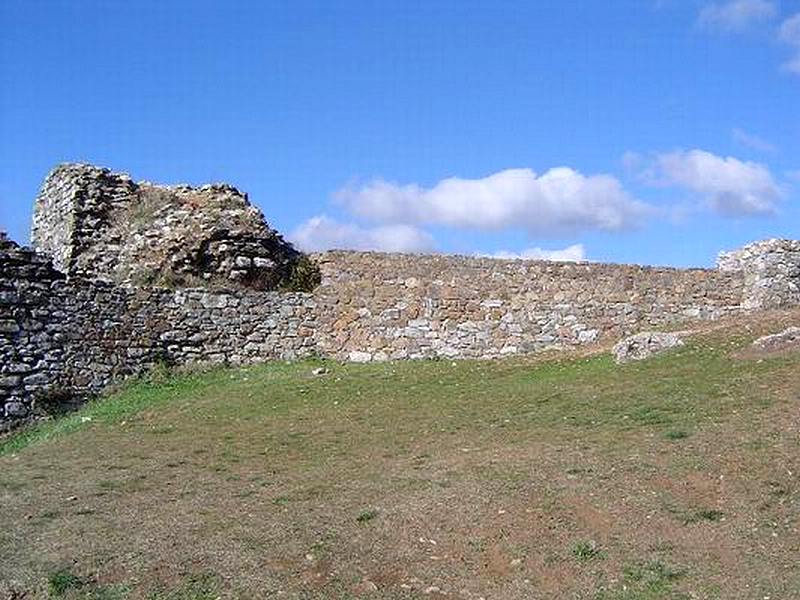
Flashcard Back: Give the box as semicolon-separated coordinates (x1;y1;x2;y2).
612;331;684;364
751;326;800;351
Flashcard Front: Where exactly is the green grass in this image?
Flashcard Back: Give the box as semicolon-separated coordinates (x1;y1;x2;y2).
48;568;84;596
597;560;687;600
2;324;799;599
683;509;725;525
0;368;223;457
45;566;203;600
3;334;796;460
356;508;379;523
572;540;604;562
147;572;220;600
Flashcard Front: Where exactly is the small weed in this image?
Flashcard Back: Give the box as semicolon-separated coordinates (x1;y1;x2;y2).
144;360;174;385
565;466;592;475
34;387;80;418
356;509;379;523
623;560;684;585
664;429;689;440
84;585;130;600
47;568;83;596
281;256;321;292
598;560;686;599
684;509;724;524
149;425;175;435
572;540;603;562
272;496;290;506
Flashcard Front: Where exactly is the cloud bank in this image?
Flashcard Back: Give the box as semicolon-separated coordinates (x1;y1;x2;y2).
335;168;648;235
291;149;783;255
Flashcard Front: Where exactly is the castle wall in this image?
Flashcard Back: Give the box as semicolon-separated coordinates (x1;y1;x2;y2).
8;233;797;427
5;160;800;428
1;236;318;426
31;164;136;274
310;251;747;362
718;239;800;309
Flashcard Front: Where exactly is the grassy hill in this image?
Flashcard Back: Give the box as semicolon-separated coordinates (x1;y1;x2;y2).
1;311;799;599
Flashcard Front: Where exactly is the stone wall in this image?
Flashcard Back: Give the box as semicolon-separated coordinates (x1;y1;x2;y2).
31;164;311;290
5;231;799;427
718;239;800;310
310;251;747;362
1;235;318;426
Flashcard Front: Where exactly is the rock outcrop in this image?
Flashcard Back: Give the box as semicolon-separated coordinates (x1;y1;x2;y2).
31;164;316;291
751;326;800;352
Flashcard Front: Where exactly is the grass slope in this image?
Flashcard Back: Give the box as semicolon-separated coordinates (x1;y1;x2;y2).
1;312;799;599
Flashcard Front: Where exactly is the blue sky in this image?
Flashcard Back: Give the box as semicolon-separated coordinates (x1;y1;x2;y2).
1;0;798;267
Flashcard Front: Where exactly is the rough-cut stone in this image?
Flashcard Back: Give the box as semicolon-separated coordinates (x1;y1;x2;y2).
4;400;28;418
31;164;311;291
718;239;800;309
612;332;684;364
751;326;800;351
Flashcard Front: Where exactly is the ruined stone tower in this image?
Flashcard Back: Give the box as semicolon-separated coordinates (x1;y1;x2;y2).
31;163;315;291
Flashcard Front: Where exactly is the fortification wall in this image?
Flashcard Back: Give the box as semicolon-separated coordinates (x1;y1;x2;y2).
4;162;800;427
718;239;800;309
1;236;317;425
311;251;746;361
6;232;799;427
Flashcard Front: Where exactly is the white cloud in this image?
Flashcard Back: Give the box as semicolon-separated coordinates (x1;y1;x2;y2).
779;13;800;73
289;215;435;253
697;0;777;32
486;244;586;262
732;128;776;153
647;149;782;216
335;168;648;236
780;13;800;44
